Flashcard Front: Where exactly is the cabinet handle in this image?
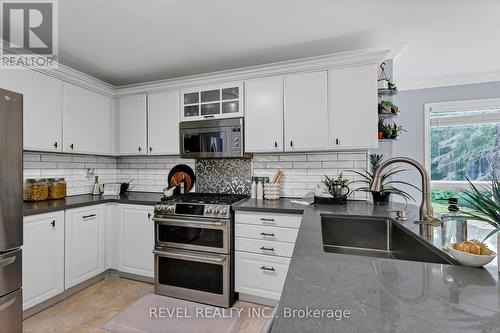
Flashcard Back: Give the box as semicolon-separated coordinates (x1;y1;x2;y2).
70;144;74;149
51;220;55;228
336;138;339;145
260;218;275;223
148;213;152;219
260;232;275;237
82;214;96;219
260;246;275;252
53;142;58;149
138;147;142;152
260;266;275;272
290;141;293;148
274;141;278;148
203;115;214;119
149;147;153;152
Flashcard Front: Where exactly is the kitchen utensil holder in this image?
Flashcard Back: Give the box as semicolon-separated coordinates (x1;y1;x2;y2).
264;183;280;200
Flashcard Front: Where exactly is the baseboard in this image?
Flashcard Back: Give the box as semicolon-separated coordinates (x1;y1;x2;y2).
23;269;153;319
237;293;279;307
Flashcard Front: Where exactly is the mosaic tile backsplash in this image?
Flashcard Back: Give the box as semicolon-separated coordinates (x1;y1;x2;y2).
196;159;251;194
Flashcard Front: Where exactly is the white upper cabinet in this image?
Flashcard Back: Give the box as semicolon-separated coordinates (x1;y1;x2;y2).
180;82;243;121
63;83;113;155
329;64;378;149
244;76;284;153
284;71;329;151
0;69;63;151
65;205;105;288
148;91;180;155
117;94;147;155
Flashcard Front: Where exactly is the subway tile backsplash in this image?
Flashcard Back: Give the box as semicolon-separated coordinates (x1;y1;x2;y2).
251;151;369;198
24;151;368;198
115;156;195;193
23;152;119;196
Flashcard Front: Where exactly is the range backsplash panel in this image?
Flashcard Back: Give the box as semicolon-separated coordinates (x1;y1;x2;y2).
195;159;251;194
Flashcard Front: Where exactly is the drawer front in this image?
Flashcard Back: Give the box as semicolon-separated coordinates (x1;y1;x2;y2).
235;252;290;300
235;211;302;229
236;237;295;258
0;249;22;296
235;224;299;243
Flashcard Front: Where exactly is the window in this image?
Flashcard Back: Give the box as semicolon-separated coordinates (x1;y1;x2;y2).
425;98;500;210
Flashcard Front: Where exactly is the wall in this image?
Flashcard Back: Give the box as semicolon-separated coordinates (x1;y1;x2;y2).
23;152;118;196
252;151;368;198
24;151;368;198
391;80;500;201
115;156;195;192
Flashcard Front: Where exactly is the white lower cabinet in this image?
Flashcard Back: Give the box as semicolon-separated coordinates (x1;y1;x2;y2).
23;212;65;310
117;205;154;277
235;211;302;301
235;252;291;300
65;205;105;288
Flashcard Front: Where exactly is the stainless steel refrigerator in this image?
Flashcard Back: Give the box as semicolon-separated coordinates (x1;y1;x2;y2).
0;88;23;332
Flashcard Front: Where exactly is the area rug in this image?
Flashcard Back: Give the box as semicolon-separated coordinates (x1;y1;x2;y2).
103;293;245;333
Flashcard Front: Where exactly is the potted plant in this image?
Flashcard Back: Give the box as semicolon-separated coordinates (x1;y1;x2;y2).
378;119;385;139
348;154;418;204
378;100;400;115
390;123;406;139
382;123;393;139
322;173;350;204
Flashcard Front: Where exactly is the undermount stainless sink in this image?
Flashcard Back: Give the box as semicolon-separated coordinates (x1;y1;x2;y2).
321;215;455;265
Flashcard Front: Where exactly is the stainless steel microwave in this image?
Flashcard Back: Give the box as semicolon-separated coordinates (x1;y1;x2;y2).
179;117;248;159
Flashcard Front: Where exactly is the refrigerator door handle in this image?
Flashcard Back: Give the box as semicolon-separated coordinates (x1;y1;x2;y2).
0;296;16;312
0;256;15;269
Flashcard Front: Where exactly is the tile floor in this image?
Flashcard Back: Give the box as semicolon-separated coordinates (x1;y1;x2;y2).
23;276;270;333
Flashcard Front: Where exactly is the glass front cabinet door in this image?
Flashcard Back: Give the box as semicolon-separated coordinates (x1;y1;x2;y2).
180;82;243;121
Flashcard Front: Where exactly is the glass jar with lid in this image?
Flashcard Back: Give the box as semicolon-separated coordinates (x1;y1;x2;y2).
48;178;67;200
24;178;49;201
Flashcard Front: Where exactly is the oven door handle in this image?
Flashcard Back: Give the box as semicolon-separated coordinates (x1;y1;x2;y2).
153;250;226;264
152;217;225;227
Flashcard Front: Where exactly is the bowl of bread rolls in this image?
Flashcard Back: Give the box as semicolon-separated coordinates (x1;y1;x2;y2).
446;240;496;267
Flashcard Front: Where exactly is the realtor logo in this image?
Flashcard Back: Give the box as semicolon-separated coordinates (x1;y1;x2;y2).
0;0;58;68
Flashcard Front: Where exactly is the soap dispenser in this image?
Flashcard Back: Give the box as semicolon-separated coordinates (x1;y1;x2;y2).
92;176;101;196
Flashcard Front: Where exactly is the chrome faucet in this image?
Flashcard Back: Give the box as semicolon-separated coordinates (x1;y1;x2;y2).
369;157;442;226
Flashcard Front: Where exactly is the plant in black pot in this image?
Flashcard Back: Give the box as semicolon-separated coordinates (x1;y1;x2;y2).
382;123;393;139
390;122;406;139
348;154;418;204
378;100;400;115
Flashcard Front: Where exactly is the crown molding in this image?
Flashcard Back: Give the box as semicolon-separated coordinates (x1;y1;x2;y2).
114;47;392;97
0;39;115;96
2;46;394;97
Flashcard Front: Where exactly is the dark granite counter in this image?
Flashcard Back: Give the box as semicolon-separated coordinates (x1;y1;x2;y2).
234;199;500;332
23;192;163;216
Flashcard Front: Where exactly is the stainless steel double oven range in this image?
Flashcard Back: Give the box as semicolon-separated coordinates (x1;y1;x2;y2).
152;193;247;308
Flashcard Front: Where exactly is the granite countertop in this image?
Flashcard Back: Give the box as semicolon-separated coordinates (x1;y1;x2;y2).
234;199;500;332
23;192;164;216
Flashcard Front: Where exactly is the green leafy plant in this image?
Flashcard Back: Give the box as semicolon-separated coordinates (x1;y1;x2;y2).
390;122;407;138
446;177;500;241
323;172;349;188
378;100;400;115
348;154;419;202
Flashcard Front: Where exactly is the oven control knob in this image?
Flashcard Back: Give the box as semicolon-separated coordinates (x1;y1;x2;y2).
220;208;227;215
167;206;175;213
206;207;213;214
214;208;220;215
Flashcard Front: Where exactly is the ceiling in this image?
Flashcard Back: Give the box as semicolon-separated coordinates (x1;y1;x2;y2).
59;0;500;89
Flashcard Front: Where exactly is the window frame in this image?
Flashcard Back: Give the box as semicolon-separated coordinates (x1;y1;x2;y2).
424;97;500;190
